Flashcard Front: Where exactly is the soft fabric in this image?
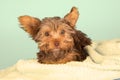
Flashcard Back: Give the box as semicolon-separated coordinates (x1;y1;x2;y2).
0;39;120;80
85;39;120;63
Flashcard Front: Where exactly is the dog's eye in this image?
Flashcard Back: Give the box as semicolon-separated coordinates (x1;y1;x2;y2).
44;32;49;36
60;30;65;34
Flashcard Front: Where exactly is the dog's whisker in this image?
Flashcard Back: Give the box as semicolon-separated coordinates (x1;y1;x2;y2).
38;42;46;47
64;39;72;43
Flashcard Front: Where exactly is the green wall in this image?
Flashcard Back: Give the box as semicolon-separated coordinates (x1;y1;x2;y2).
0;0;120;69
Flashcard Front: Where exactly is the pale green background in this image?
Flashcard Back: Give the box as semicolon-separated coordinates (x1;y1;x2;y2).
0;0;120;69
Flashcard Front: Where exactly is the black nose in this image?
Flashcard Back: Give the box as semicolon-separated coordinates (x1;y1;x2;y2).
54;41;59;47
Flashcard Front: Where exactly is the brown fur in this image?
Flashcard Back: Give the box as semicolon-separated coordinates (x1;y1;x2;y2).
18;7;91;64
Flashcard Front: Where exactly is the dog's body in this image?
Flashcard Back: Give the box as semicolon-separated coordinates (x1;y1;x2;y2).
18;7;91;64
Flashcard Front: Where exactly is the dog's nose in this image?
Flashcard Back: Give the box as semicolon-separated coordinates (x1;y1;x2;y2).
54;41;59;47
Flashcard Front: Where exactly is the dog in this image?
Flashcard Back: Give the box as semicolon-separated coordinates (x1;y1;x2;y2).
18;7;91;64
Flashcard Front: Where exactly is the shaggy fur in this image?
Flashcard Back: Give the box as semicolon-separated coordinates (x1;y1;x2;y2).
18;7;91;64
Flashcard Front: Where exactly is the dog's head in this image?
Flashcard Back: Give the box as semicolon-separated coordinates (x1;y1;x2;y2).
18;7;91;58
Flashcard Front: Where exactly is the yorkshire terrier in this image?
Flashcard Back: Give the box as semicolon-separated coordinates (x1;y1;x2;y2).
18;7;91;64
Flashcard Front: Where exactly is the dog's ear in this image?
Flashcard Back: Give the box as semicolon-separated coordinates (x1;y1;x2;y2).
64;7;79;27
18;15;41;38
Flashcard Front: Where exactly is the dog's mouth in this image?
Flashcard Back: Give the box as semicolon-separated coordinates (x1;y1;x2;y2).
52;49;61;58
49;48;66;58
52;48;60;52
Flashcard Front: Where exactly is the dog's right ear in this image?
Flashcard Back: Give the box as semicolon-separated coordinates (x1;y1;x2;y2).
64;7;79;28
18;15;41;38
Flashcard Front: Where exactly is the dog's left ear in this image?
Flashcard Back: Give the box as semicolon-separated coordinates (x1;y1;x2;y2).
18;15;41;38
64;7;79;27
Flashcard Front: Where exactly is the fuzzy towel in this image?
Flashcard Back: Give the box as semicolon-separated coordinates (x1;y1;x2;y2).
0;39;120;80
